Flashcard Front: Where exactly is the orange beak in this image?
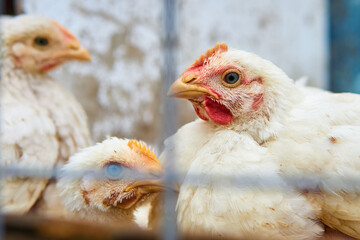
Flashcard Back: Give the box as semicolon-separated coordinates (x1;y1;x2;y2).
167;73;219;100
59;39;91;62
124;178;165;193
51;20;91;62
125;163;166;193
41;40;91;72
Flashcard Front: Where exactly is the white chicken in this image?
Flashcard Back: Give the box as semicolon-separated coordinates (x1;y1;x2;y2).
166;42;360;239
1;15;91;215
175;129;322;239
57;138;164;227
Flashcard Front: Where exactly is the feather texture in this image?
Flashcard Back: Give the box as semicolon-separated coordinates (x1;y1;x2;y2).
57;137;163;228
0;16;91;216
167;43;360;238
163;124;323;239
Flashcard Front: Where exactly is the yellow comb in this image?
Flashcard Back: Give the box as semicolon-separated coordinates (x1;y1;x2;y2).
190;42;228;69
128;140;158;163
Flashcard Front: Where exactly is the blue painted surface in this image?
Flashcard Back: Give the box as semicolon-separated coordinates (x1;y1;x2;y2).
330;0;360;93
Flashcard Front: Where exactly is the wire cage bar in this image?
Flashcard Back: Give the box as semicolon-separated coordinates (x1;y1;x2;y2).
1;1;359;240
162;0;179;239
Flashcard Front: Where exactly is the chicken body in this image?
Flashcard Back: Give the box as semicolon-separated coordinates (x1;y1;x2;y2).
57;138;164;227
167;43;360;238
271;91;360;238
163;120;323;239
1;15;91;215
176;129;322;239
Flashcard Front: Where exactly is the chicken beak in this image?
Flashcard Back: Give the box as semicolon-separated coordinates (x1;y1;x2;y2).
167;74;219;99
51;20;91;62
124;179;166;193
62;40;91;62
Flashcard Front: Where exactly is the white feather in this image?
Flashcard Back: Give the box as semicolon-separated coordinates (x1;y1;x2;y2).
1;16;91;215
165;46;360;238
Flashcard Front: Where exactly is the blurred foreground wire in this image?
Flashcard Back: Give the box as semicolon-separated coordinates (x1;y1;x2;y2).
162;0;178;239
1;165;360;192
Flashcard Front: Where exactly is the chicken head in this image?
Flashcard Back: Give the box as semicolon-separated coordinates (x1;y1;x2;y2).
58;138;164;219
2;15;90;73
168;42;296;128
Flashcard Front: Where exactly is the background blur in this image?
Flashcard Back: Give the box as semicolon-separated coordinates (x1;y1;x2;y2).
2;0;359;151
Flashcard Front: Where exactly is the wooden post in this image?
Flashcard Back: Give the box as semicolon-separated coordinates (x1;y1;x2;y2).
0;0;17;15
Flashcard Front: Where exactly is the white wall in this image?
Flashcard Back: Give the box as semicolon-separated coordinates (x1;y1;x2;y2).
177;0;328;88
24;0;164;147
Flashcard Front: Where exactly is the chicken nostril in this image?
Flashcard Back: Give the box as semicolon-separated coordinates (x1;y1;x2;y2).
68;42;80;50
185;78;197;84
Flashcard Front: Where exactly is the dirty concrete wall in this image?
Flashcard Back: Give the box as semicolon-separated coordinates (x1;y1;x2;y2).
23;0;328;149
23;0;164;148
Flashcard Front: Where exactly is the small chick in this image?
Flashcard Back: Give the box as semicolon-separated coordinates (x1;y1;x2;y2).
57;138;164;227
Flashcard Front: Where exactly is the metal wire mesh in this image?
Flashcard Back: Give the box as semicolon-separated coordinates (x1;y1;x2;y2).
162;0;179;239
1;1;359;240
2;164;360;191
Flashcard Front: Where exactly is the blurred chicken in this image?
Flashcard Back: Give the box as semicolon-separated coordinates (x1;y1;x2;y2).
0;15;91;215
57;138;164;227
167;42;360;238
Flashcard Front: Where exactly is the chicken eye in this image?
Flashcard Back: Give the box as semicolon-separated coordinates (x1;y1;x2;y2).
105;163;123;180
224;72;239;85
34;37;49;46
221;70;242;88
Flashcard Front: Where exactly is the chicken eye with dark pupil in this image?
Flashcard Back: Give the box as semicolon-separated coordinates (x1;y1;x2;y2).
224;72;239;84
34;37;49;46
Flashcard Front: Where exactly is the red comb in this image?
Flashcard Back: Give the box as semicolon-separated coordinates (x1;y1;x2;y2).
50;20;76;41
189;42;228;69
